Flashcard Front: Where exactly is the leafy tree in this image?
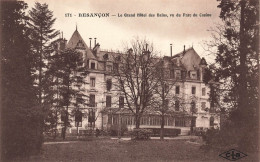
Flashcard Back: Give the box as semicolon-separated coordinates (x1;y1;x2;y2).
1;1;42;159
205;0;259;151
48;49;88;139
28;2;59;134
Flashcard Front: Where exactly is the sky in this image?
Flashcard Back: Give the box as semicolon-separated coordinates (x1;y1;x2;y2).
25;0;222;62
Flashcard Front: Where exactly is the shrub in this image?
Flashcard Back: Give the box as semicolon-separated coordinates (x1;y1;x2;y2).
131;129;153;140
141;128;181;137
202;122;259;152
109;124;128;136
189;127;207;136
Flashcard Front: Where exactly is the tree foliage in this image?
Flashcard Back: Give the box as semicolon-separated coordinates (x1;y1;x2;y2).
205;0;259;151
1;1;42;159
28;2;59;135
48;48;88;139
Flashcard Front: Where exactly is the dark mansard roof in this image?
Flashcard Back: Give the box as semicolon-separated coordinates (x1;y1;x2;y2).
65;29;207;72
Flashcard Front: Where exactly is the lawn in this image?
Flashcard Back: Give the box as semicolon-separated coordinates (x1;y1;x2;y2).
16;138;258;162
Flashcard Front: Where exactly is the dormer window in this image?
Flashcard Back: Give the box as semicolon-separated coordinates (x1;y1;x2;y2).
76;40;84;48
190;71;197;79
91;62;95;69
103;53;109;60
175;70;181;79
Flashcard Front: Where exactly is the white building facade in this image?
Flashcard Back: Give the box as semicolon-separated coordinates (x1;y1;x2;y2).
53;29;220;135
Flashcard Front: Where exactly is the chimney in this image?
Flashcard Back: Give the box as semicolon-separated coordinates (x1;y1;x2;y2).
89;38;92;49
170;44;172;57
94;38;97;46
183;45;186;53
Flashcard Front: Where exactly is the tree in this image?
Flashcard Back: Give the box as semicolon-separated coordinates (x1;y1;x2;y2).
1;1;42;159
205;0;259;151
48;48;88;139
153;58;176;139
28;2;59;135
114;39;158;129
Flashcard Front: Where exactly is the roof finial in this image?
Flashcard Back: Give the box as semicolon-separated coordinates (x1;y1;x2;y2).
76;23;78;31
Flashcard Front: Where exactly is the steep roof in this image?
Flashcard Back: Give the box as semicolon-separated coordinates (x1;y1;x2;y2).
67;29;88;49
177;47;201;71
66;29;97;60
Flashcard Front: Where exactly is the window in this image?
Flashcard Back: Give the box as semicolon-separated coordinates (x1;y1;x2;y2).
75;110;82;123
150;116;160;126
175;118;186;127
201;102;206;110
191;101;196;113
176;86;180;94
91;62;96;69
168;117;174;126
192;86;196;95
113;63;119;72
175;100;180;111
175;70;181;79
106;79;112;91
119;96;124;108
89;94;95;107
61;111;67;122
106;96;111;107
202;88;206;96
75;110;82;127
75;121;82;127
190;71;197;79
88;109;95;122
90;78;95;87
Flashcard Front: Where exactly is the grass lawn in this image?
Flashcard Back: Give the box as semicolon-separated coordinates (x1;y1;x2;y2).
16;138;258;162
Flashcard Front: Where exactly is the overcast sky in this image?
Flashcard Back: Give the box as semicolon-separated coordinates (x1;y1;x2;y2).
25;0;222;62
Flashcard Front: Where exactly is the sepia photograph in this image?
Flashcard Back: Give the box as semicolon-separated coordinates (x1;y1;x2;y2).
0;0;259;161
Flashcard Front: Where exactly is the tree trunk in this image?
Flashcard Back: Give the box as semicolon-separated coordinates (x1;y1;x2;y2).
238;0;248;121
62;109;68;140
190;116;194;134
135;115;141;129
76;124;79;138
160;114;165;140
54;109;58;140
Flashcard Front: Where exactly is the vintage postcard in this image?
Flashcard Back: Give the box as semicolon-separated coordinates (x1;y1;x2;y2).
1;0;259;161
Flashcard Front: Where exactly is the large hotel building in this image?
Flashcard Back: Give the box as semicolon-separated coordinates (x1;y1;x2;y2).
53;28;220;135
